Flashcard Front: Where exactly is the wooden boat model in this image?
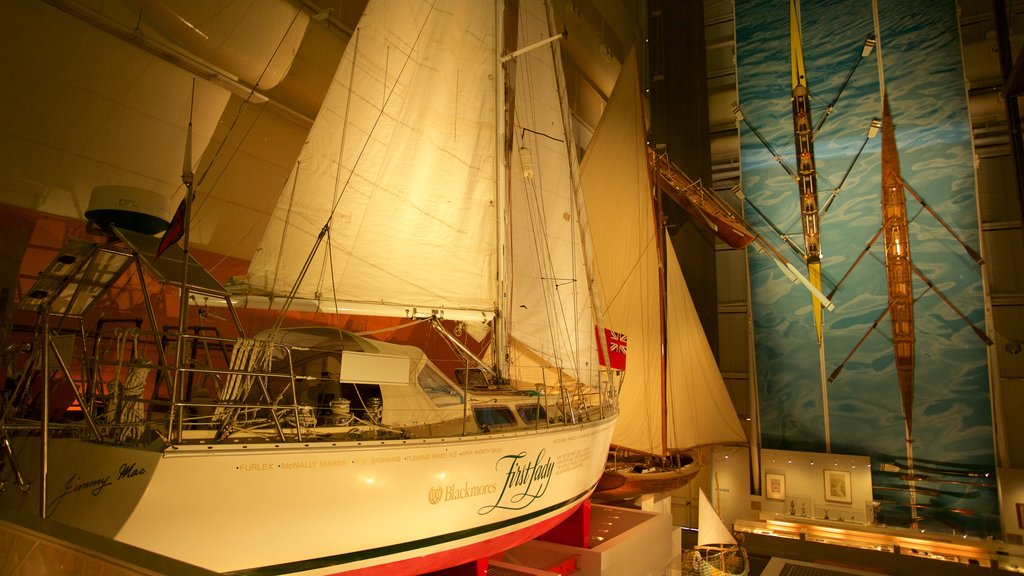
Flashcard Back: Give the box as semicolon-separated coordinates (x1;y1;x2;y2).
879;92;916;438
647;148;756;250
823;2;990;529
595;451;702;501
581;50;746;502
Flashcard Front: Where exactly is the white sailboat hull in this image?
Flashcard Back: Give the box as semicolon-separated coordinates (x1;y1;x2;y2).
2;0;620;574
2;418;615;574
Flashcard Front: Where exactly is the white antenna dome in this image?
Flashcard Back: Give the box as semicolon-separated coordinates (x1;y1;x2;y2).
85;185;169;235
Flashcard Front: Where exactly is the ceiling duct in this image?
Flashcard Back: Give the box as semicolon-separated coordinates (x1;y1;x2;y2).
134;0;309;90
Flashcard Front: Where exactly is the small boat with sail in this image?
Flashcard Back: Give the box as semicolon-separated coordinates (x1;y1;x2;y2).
0;1;617;574
580;50;746;501
683;489;748;576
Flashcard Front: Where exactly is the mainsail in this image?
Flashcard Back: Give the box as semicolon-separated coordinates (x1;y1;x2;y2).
248;2;498;318
247;0;602;386
581;49;745;455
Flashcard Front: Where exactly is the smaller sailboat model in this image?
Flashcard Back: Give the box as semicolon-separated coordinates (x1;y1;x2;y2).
684;489;749;576
582;50;746;501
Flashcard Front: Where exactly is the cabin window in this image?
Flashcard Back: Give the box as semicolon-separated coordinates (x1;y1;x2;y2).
417;365;463;406
455;367;491;390
516;404;547;423
474;406;516;428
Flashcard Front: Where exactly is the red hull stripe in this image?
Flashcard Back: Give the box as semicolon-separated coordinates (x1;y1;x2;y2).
224;486;594;575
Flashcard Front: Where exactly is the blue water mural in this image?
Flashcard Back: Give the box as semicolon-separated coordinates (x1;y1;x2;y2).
735;0;997;536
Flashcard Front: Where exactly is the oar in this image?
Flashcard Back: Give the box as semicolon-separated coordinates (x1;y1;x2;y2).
908;262;993;345
874;499;976;515
826;225;884;300
827;301;892;383
880;459;992;480
899;177;985;264
820;119;882;217
812;35;877;135
743;197;806;261
734;104;796;177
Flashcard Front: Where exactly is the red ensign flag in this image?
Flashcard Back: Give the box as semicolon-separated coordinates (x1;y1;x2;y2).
595;327;627;371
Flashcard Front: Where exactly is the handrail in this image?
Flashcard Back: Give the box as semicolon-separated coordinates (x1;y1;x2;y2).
3;328;615;448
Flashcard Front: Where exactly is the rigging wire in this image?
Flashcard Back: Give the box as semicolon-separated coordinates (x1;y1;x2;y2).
191;7;306;216
547;1;610;393
267;2;439;328
179;7;307;276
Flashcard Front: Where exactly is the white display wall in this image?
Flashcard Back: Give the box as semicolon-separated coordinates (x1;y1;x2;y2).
760;449;874;525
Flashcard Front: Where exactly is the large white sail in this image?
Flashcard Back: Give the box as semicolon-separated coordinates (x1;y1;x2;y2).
582;49;745;455
580;48;662;452
248;0;603;389
666;238;747;448
505;0;600;387
248;1;498;317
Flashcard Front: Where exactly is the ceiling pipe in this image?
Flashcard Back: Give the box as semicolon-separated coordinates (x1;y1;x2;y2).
43;0;316;126
133;0;308;90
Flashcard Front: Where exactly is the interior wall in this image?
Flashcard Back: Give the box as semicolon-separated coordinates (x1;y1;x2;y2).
670;446;752;531
999;468;1024;546
976;152;1024;468
759;449;874;526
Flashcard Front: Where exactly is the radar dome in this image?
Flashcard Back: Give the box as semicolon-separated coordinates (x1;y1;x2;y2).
85;185;169;235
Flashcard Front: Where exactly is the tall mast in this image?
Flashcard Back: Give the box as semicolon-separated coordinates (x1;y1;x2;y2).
172;85;196;443
177;83;196;338
543;0;614;406
494;0;509;381
656;187;669;455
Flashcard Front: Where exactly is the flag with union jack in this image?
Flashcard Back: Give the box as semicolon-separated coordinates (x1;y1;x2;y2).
595;327;627;371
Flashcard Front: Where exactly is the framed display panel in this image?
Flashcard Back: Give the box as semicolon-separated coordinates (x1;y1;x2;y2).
824;469;852;504
765;473;786;500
